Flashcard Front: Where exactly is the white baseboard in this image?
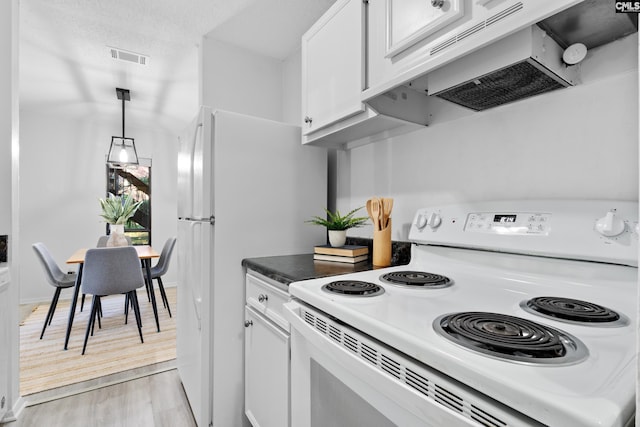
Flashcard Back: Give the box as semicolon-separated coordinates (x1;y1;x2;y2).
1;395;26;424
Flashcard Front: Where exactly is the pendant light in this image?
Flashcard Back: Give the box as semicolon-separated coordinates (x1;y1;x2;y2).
107;87;139;167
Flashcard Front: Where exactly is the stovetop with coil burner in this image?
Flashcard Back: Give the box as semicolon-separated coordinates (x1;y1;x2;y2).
379;270;452;288
322;280;384;296
433;311;589;365
288;200;638;427
521;296;628;326
291;246;637;426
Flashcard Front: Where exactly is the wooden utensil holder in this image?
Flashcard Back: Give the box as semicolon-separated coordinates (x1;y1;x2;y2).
373;219;391;267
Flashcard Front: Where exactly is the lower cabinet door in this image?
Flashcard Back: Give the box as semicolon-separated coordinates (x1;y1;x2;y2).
244;306;290;427
0;284;8;422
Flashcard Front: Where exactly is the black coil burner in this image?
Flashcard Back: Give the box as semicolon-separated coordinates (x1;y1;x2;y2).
380;271;452;289
522;296;625;326
322;280;384;297
434;312;588;365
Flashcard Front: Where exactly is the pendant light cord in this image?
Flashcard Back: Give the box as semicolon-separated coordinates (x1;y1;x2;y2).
122;94;126;138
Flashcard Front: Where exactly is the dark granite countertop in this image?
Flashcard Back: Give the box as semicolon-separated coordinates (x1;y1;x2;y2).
242;254;375;285
242;238;411;286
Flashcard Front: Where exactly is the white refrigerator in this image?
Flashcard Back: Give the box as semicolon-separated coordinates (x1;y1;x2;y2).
176;107;327;427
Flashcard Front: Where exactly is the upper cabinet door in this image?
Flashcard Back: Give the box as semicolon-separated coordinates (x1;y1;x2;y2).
302;0;365;136
385;0;463;58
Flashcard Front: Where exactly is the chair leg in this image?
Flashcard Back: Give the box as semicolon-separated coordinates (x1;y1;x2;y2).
124;293;129;324
90;297;102;336
141;260;151;302
49;287;64;326
96;298;102;330
131;291;144;344
157;277;172;318
91;306;96;336
155;278;167;309
124;293;135;324
40;287;62;339
80;293;86;312
82;296;99;355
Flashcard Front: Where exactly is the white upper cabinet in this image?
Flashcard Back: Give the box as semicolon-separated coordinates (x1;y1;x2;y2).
385;0;463;58
366;0;584;101
301;0;583;148
302;0;365;136
301;0;430;148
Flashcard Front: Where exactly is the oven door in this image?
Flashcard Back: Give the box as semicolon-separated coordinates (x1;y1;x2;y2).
284;299;494;427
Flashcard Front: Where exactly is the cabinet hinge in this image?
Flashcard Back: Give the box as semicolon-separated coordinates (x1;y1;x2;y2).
363;0;369;3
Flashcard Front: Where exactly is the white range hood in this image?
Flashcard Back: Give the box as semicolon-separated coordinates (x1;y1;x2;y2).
426;25;580;111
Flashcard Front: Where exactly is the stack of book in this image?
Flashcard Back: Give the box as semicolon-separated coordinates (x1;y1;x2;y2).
313;244;369;264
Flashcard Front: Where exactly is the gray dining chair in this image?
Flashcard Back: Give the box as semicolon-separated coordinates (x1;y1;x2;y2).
80;246;146;355
81;234;133;312
32;242;78;339
146;237;176;317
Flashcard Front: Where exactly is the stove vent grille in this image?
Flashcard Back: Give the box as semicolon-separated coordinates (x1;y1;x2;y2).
300;307;532;426
427;25;578;111
435;60;566;111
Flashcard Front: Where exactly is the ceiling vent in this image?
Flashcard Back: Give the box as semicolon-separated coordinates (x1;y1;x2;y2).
427;25;579;111
108;47;149;66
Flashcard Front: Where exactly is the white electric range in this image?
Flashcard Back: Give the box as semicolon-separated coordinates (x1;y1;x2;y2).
284;200;638;427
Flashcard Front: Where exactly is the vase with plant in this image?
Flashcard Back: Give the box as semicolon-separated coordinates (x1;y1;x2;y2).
99;193;143;247
306;207;369;247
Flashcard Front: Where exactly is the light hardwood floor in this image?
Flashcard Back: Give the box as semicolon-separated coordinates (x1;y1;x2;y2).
2;369;196;427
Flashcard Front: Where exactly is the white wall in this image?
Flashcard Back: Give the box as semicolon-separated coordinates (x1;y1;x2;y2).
18;112;178;303
1;0;20;421
200;37;283;121
336;34;639;242
282;49;302;126
0;1;15;237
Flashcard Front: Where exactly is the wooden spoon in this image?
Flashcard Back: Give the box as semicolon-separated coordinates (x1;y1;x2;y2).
383;198;393;228
366;199;374;224
377;197;385;230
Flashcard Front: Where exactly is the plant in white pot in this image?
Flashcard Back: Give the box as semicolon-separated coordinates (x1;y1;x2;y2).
99;194;143;247
306;207;369;247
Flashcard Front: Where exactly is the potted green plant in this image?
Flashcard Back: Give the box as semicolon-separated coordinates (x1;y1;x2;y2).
306;207;369;247
99;194;143;246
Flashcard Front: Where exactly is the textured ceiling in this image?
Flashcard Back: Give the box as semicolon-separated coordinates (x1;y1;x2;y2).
19;0;335;133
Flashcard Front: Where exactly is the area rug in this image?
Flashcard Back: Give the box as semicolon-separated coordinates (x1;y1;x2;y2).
20;286;177;396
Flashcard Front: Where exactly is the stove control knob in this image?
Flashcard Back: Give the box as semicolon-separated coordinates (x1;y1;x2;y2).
427;212;442;229
595;210;625;237
416;214;428;229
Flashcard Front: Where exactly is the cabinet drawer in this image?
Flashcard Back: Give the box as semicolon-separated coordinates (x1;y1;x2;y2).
246;272;289;330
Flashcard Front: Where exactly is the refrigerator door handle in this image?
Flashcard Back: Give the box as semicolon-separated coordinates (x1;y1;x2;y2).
192;295;202;331
178;216;215;225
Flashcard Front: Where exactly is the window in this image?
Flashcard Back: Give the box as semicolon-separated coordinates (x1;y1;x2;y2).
106;159;151;245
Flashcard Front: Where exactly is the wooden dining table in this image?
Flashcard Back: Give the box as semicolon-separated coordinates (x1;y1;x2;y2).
63;245;161;350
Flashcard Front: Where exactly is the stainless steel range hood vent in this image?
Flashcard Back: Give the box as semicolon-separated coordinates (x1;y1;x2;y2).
428;25;578;111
